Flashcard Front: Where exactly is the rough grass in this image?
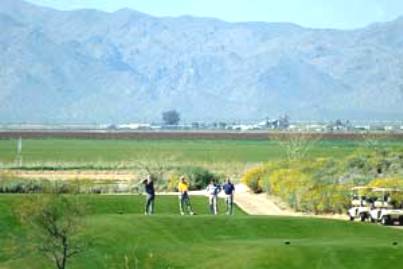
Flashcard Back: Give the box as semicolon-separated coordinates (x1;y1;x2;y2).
0;194;402;269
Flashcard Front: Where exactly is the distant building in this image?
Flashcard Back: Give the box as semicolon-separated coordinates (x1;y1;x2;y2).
117;123;152;130
353;125;370;131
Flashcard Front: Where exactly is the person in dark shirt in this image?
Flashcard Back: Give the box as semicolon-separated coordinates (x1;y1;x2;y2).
142;175;155;215
222;178;235;215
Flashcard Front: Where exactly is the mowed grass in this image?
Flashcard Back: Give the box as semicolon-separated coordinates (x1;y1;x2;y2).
1;195;402;269
1;138;402;166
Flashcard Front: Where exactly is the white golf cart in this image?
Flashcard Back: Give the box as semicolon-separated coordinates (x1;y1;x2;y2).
347;187;374;222
368;188;403;226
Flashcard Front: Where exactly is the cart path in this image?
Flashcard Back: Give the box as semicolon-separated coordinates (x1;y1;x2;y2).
232;184;295;216
233;183;346;220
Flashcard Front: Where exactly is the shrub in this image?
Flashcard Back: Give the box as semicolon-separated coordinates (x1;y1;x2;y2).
0;179;50;193
240;148;403;214
0;178;139;194
368;177;403;189
241;166;266;193
241;158;353;213
168;166;220;191
167;172;180;191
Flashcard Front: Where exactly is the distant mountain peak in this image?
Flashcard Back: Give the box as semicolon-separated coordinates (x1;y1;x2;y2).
0;0;402;123
113;7;149;17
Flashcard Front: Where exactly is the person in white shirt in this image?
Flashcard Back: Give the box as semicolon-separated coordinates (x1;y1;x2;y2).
206;180;221;215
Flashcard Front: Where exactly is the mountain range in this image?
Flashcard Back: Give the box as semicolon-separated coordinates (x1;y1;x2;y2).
1;0;403;123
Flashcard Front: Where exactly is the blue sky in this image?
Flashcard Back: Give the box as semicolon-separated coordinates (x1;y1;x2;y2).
26;0;403;29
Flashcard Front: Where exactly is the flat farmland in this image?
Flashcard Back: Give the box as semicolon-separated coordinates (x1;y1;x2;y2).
1;131;403;178
1;137;401;165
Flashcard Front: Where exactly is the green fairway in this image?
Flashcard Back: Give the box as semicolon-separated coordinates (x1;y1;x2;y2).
0;195;402;269
1;138;402;168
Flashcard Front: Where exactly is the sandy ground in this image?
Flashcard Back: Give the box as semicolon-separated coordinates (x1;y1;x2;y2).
233;183;346;220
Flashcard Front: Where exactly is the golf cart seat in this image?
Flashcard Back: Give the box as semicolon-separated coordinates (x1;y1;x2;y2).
373;201;393;208
352;200;361;206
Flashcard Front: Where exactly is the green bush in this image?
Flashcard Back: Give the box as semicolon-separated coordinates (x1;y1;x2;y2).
168;166;220;191
0;179;49;193
0;178;141;194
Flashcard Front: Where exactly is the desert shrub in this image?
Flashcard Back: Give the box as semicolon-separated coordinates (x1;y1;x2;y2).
346;155;371;171
0;178;137;194
241;165;266;193
167;172;180;191
240;147;403;214
242;158;353;213
0;179;50;193
268;168;312;210
305;184;350;214
167;166;220;191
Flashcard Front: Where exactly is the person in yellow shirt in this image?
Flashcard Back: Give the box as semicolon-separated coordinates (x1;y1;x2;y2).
178;176;195;215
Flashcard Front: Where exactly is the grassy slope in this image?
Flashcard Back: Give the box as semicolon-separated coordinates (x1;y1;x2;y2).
0;195;402;269
2;138;401;165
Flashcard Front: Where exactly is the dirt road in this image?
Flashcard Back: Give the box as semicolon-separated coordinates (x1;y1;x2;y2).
233;183;346;220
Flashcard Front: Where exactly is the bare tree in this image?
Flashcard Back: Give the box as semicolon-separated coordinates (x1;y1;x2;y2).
271;132;323;162
16;194;88;269
133;153;180;193
137;153;179;181
360;131;387;154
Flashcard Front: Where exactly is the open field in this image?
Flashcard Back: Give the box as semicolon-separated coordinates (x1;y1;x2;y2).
1;134;403;183
1;130;403;140
1;137;403;168
1;194;402;269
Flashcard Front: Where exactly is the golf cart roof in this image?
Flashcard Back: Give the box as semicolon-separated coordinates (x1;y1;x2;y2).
372;187;403;192
351;186;373;191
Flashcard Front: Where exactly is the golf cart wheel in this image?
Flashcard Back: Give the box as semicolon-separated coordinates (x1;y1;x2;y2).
349;215;354;221
381;216;391;226
370;217;376;223
360;213;367;222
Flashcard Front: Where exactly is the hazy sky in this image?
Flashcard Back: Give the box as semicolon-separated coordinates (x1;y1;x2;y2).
26;0;403;29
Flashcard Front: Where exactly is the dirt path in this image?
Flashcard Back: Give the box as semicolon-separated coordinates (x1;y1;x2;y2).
233;183;346;220
233;183;306;216
233;184;296;216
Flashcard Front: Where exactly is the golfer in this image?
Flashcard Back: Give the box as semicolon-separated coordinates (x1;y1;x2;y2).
222;178;235;215
206;180;221;215
142;175;155;215
177;176;195;215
